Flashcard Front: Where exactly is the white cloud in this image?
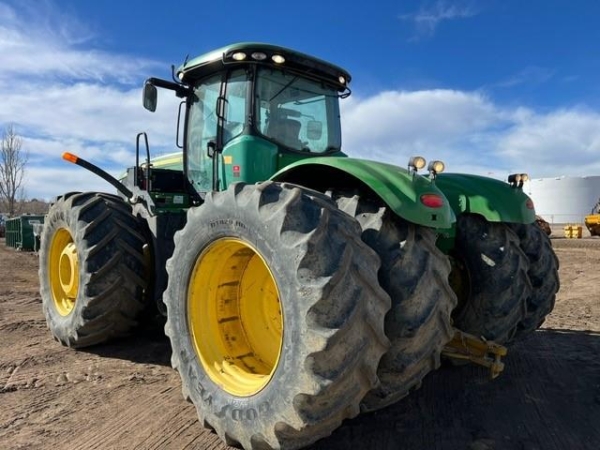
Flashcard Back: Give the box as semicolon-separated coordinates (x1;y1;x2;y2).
0;2;158;83
24;165;123;201
341;89;505;172
342;90;600;180
497;108;600;175
2;0;600;203
1;82;179;146
0;2;181;200
400;1;480;40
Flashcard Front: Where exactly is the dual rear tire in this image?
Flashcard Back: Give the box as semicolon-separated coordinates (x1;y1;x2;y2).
450;214;559;344
334;194;456;411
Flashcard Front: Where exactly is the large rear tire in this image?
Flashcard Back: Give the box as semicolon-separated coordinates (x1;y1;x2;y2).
335;195;456;411
164;182;390;450
510;222;560;336
39;192;147;348
450;214;531;344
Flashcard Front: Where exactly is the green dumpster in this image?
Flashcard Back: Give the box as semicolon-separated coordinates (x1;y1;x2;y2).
5;215;45;251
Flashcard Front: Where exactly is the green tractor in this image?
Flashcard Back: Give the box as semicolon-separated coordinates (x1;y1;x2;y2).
38;43;559;450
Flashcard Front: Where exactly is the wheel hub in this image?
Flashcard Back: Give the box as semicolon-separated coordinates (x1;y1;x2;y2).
49;228;79;316
59;243;79;299
188;238;283;397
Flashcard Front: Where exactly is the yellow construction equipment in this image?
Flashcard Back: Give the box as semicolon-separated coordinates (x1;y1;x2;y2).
585;199;600;236
585;214;600;236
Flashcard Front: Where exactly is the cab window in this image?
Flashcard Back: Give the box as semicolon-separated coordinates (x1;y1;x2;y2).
187;74;220;192
255;68;342;153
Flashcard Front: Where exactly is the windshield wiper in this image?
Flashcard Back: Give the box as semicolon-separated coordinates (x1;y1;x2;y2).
269;76;298;102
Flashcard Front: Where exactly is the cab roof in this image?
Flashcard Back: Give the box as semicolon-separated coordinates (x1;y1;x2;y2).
177;42;351;90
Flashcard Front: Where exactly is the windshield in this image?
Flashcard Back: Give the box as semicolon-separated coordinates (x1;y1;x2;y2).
255;68;342;153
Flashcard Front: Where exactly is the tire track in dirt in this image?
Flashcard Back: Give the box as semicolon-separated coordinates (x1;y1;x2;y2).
56;385;204;450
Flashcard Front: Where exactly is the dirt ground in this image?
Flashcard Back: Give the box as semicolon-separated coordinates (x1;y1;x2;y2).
1;234;599;450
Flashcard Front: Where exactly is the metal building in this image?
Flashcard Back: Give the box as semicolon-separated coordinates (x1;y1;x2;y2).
524;176;600;224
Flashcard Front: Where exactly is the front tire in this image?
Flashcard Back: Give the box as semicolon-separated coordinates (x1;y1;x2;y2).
335;195;456;411
164;182;390;450
450;214;531;344
39;192;147;348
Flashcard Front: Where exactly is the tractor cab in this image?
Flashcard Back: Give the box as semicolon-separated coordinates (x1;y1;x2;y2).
142;43;351;199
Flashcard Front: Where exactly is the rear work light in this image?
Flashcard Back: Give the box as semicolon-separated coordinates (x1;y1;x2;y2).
420;194;444;208
508;173;529;188
408;155;426;172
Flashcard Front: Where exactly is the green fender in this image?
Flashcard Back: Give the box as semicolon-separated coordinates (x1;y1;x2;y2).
271;157;455;229
435;173;536;224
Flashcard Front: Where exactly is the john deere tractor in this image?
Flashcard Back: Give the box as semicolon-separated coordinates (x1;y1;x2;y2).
38;43;559;450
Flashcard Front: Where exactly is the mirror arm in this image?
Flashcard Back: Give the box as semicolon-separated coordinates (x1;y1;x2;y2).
145;77;191;98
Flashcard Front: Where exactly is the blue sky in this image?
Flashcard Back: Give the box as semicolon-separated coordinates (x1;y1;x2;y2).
1;0;600;200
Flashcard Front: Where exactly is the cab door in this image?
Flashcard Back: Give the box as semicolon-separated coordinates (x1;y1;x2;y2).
186;69;249;193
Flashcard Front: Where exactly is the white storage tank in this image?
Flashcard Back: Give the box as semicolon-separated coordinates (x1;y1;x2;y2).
524;176;600;224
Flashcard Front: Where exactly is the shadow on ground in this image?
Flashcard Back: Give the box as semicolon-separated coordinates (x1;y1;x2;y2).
310;329;600;450
81;321;172;367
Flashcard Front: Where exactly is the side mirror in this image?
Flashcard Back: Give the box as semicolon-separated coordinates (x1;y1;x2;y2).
307;120;323;140
143;82;158;112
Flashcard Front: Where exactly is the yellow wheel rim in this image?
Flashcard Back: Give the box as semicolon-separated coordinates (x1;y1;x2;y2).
188;238;283;397
49;228;79;316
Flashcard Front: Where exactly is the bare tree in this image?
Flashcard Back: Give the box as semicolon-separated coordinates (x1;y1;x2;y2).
0;125;28;216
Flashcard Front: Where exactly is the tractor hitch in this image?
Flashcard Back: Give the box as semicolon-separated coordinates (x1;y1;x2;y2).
442;329;507;379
